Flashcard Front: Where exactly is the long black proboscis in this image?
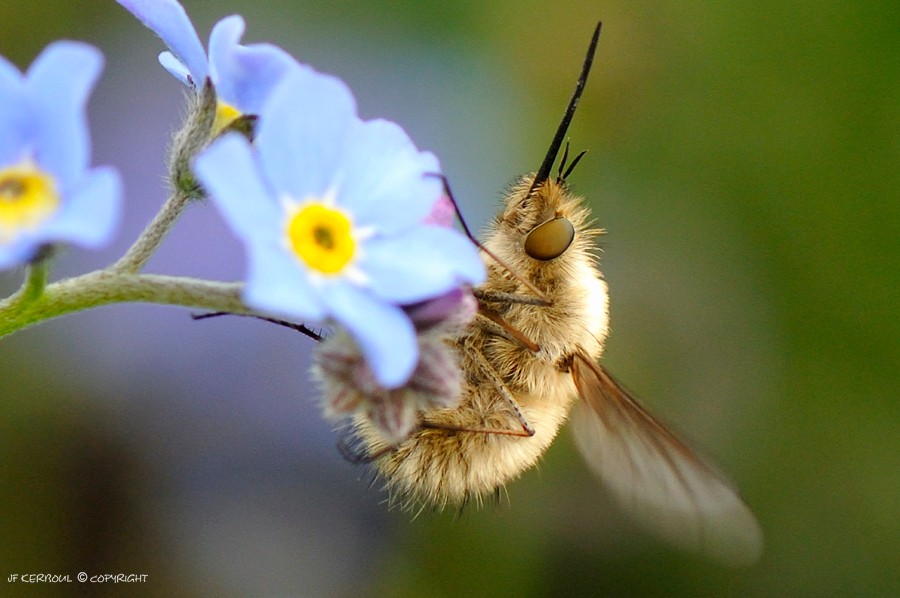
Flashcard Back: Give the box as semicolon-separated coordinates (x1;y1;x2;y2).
527;21;601;197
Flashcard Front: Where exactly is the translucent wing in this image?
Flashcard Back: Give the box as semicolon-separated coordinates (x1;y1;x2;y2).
569;352;763;565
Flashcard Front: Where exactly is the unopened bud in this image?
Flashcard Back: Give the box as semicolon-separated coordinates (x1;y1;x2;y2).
311;288;476;447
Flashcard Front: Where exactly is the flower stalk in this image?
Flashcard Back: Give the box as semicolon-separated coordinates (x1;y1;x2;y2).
19;254;51;303
110;187;194;273
0;269;245;338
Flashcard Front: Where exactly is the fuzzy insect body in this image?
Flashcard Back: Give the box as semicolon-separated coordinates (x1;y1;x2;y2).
331;22;762;564
355;175;607;508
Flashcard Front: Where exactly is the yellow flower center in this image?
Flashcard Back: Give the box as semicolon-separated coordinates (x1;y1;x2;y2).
213;101;242;135
286;203;356;275
0;162;60;243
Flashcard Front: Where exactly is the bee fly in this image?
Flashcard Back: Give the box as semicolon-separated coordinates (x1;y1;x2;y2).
322;22;762;565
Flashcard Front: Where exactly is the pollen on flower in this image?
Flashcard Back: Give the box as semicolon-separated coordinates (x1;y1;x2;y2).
0;162;59;243
286;203;356;275
213;101;242;135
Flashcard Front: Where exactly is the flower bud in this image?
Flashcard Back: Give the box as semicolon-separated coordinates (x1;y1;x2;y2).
311;289;476;447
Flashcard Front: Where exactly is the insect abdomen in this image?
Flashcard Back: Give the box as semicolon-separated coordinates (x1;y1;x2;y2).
372;360;576;508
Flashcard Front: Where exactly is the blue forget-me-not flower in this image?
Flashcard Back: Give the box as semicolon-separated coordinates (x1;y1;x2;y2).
116;0;297;132
194;67;486;388
0;42;121;269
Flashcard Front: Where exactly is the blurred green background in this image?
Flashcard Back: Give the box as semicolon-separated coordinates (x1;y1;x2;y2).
0;0;897;596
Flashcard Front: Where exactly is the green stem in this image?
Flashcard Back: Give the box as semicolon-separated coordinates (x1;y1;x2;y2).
0;269;246;339
110;188;193;273
20;258;50;302
3;254;51;311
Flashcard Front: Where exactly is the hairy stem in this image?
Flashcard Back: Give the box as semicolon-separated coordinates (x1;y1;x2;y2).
0;270;246;339
110;188;194;273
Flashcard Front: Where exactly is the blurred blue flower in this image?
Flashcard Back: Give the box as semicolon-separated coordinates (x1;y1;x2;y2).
194;67;485;388
116;0;297;130
0;42;120;269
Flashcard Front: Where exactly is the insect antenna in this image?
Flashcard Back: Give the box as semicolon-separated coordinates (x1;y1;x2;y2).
557;140;571;182
555;141;589;184
560;149;588;182
527;21;601;197
190;311;325;342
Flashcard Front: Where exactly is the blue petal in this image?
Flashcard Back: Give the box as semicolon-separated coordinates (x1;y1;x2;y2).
195;134;327;321
242;241;327;322
362;225;486;303
255;67;357;201
207;15;298;114
158;51;191;86
0;53;21;90
338;118;442;234
193;133;281;240
26;41;103;189
116;0;208;85
0;237;38;270
37;166;121;248
327;281;418;388
0;55;29;167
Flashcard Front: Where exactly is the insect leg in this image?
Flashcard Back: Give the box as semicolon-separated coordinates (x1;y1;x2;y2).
474;288;547;306
420;420;534;437
191;311;325;341
422;348;535;438
475;309;540;353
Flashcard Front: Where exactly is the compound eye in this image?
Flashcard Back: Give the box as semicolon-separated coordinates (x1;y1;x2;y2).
524;216;575;261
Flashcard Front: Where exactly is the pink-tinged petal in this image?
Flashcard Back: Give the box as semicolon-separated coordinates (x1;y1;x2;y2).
404;288;478;332
423;194;455;227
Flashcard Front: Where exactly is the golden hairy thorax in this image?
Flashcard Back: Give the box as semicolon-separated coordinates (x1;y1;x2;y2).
365;176;609;509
